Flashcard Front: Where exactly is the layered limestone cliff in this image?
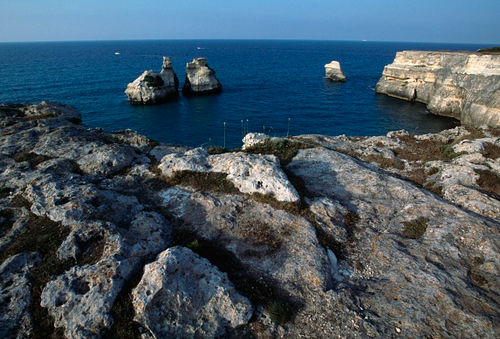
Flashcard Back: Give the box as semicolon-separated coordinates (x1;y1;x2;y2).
376;51;500;127
1;102;500;339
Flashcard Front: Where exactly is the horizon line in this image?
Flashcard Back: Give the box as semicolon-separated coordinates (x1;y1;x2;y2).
0;37;497;46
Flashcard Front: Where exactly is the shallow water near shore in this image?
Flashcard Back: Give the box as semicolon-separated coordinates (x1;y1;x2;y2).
0;39;491;148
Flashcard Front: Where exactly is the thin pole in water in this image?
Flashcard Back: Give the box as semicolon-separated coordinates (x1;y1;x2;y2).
223;122;226;149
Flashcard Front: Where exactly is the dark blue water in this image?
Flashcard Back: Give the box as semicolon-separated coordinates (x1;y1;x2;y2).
0;40;492;148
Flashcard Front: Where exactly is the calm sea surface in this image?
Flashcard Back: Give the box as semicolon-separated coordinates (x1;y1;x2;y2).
0;40;492;148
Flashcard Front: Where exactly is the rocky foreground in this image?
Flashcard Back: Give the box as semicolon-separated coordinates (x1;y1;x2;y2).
1;102;499;339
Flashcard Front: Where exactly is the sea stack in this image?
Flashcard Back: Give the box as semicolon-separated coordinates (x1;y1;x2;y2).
182;58;222;96
325;60;346;82
125;57;179;104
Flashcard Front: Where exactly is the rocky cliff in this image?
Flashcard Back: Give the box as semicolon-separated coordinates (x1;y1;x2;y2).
125;57;179;104
376;51;500;127
324;60;346;82
182;58;222;96
1;102;500;338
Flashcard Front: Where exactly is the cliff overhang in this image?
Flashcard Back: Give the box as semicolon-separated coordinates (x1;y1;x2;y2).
376;50;500;127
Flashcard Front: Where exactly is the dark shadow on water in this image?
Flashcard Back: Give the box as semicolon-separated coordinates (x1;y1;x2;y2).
373;94;459;135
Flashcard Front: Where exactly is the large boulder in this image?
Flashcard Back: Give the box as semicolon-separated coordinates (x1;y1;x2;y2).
325;60;346;82
132;246;253;339
158;147;301;202
182;58;222;96
125;57;179;104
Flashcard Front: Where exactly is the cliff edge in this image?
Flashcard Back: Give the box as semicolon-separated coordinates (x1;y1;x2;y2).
376;50;500;127
1;102;499;338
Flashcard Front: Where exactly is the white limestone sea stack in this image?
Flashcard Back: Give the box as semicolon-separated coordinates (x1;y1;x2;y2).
125;56;179;104
324;60;346;82
182;57;222;96
376;50;500;127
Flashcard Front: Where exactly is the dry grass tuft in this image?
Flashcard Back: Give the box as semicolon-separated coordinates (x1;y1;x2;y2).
167;171;240;194
362;154;405;170
475;168;500;198
402;217;429;239
245;138;312;165
481;142;500;160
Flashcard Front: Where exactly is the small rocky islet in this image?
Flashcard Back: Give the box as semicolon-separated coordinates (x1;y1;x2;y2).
125;57;222;104
1;50;500;339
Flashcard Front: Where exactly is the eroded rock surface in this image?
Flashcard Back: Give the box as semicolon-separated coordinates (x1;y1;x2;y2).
182;58;222;96
1;102;499;339
132;246;253;339
376;51;500;127
324;60;346;82
125;56;179;104
158;147;300;202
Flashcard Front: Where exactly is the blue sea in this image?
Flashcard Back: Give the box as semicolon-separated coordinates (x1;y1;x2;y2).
0;40;492;148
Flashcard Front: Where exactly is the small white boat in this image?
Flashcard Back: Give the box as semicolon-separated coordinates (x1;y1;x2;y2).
115;52;120;55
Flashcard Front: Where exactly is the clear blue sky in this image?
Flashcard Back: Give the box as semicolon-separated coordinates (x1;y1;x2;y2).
1;0;498;44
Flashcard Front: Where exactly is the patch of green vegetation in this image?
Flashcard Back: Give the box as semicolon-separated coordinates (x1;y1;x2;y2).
477;47;500;54
13;151;51;168
475;168;500;198
143;75;164;88
245;138;311;165
167;171;240;194
402;217;429;239
437;144;465;160
265;300;293;325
